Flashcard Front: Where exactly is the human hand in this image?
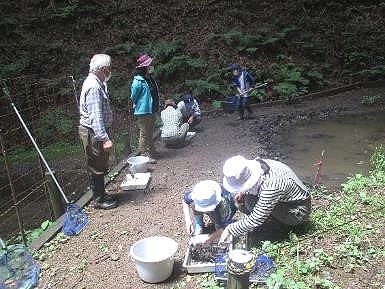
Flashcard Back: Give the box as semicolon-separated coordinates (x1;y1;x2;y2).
190;234;210;245
188;116;194;124
103;139;113;151
218;227;231;248
234;192;245;205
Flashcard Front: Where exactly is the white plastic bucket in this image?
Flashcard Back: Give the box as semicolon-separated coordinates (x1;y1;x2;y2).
127;156;150;173
130;236;178;283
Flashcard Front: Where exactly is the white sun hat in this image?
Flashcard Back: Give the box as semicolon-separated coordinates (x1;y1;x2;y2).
222;155;264;193
191;180;222;212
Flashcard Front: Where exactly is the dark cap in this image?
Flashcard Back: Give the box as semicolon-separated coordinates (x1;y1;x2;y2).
181;94;193;104
228;64;241;71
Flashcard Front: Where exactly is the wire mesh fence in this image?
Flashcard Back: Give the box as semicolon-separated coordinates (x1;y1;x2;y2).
0;74;138;244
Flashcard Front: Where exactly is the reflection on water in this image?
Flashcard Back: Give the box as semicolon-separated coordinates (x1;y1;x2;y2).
277;111;385;187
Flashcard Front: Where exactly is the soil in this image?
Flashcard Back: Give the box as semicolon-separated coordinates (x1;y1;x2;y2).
36;86;385;289
190;244;224;264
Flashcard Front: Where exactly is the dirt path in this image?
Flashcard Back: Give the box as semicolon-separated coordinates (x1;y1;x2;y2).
37;87;385;289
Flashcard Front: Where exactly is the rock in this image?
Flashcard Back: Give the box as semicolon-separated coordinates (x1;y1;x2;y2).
110;253;120;261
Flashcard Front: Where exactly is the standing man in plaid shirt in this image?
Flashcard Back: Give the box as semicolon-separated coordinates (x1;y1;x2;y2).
79;54;118;210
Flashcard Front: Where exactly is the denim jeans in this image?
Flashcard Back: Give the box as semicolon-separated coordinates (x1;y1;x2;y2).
238;97;252;118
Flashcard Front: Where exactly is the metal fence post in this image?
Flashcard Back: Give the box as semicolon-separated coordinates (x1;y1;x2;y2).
122;131;131;157
44;171;65;219
0;130;27;245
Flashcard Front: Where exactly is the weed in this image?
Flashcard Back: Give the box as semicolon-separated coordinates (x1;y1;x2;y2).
34;107;76;144
8;220;54;246
77;258;88;273
370;145;385;171
196;273;224;289
357;65;385;81
157;56;205;82
361;95;382;105
211;100;222;110
4;141;81;164
184;79;223;99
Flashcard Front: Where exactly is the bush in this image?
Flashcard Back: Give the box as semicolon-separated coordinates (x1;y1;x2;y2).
34;108;76;144
157;56;205;82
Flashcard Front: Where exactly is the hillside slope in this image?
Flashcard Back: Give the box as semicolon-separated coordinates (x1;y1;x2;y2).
1;0;384;101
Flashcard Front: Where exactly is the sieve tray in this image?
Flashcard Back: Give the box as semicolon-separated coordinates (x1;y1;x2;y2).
120;172;151;190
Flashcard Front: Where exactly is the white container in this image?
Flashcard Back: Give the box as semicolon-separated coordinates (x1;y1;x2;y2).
127;156;150;173
130;236;178;283
120;172;151;190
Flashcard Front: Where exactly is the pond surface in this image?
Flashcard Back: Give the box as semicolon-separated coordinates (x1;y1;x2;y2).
276;111;385;187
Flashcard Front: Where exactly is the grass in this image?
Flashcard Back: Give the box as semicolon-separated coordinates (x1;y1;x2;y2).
1;141;82;164
196;147;385;288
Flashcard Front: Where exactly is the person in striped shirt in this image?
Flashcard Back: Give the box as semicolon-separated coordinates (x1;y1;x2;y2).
219;155;311;246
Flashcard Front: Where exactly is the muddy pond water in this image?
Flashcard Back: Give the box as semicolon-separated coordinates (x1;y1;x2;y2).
276;111;385;187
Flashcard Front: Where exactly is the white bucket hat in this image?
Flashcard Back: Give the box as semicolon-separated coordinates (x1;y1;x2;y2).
222;155;264;193
191;180;222;212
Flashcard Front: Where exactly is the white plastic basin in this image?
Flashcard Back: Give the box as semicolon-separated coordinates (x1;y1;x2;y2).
130;236;178;283
127;156;149;173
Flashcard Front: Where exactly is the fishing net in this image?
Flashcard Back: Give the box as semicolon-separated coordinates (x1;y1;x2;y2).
62;204;89;236
0;239;40;289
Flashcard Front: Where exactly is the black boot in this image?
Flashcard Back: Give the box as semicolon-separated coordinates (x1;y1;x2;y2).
92;174;117;210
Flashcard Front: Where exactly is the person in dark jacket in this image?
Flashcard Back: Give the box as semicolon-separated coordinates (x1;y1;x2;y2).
228;64;256;120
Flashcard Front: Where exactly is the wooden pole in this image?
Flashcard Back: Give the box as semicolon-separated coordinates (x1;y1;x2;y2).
0;131;27;245
44;171;65;219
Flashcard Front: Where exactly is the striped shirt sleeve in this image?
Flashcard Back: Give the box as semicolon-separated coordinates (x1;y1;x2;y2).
227;181;283;237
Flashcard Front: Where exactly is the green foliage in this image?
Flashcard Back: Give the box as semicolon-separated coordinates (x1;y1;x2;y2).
146;39;182;63
357;65;385;81
196;273;224;289
0;59;30;78
157;56;205;81
370;145;385;171
266;269;311;289
5;141;81;163
184;79;223;99
34;108;76;143
9;220;54;246
208;26;297;54
211;100;222;110
343;51;369;71
51;0;80;19
105;42;135;56
264;56;324;102
360;95;382;105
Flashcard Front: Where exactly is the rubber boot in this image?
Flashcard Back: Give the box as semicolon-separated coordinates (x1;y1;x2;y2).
92;174;117;210
237;109;244;120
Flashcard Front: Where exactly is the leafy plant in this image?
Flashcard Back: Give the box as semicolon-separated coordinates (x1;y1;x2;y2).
4;141;81;163
157;56;205;81
357;65;385;81
184;79;223;99
360;95;382;105
34;107;76;144
9;220;54;246
105;42;135;56
196;273;223;289
370;145;385;171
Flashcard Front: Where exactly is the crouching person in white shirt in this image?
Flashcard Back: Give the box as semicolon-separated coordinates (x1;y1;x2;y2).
161;99;194;148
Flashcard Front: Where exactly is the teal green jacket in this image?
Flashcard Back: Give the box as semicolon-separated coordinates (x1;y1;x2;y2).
130;75;158;115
